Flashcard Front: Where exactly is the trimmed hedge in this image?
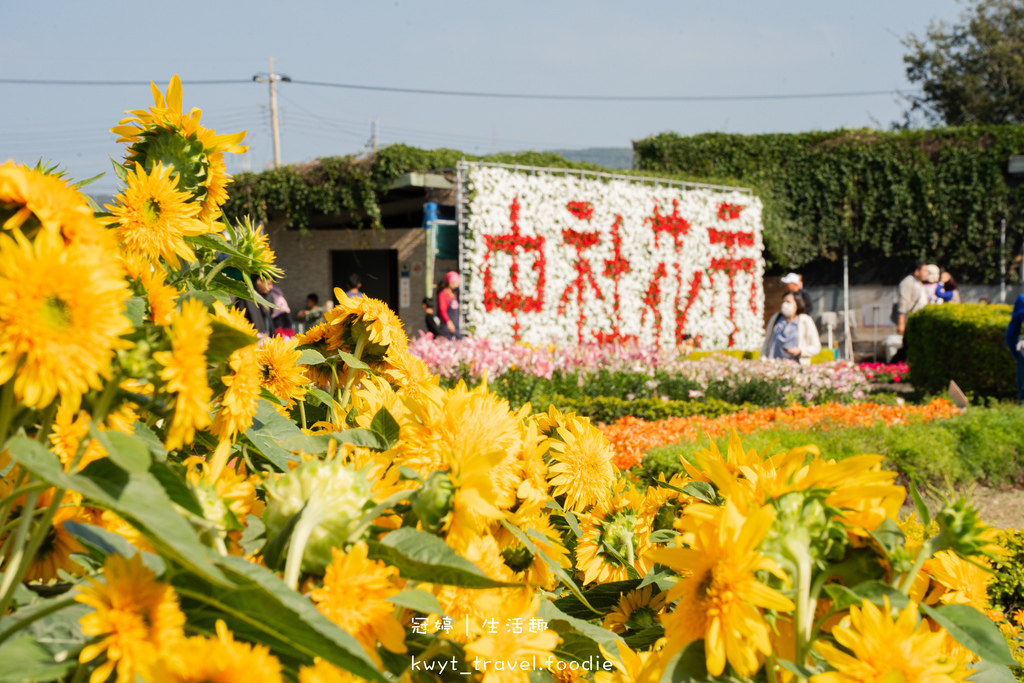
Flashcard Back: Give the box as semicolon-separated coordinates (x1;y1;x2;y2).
905;303;1014;397
639;402;1024;487
535;394;750;424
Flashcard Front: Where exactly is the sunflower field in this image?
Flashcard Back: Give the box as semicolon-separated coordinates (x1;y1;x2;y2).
0;78;1018;683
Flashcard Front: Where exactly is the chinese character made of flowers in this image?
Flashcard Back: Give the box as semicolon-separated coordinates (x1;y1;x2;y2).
481;196;546;340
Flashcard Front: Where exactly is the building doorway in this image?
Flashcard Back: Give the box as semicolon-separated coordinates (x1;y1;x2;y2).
331;249;399;312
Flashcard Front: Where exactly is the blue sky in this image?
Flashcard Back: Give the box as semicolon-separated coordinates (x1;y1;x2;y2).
2;0;961;193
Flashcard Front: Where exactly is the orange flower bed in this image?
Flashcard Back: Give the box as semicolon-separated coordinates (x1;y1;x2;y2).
600;398;959;470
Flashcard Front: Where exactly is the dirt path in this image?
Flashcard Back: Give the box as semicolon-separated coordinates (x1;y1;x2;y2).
900;485;1024;529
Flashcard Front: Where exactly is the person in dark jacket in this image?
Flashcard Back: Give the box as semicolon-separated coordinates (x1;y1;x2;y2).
1006;294;1024;404
781;272;812;315
422;298;442;337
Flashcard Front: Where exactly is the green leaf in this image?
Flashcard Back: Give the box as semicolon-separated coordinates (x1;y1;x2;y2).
6;437;230;587
89;426;152;474
563;511;582;537
968;659;1018;683
366;528;517;588
649;529;678;544
124;296;146;327
175;554;387;682
239;515;266;557
502;521;598;616
244;400;316;470
386;589;446;615
623;625;664;649
71;171;105;191
329;429;389;451
262;502;307;571
553;580;641;619
207;319;258;363
909;480;931;527
148;461;204;518
338;351;371;371
681;481;716;503
868;517;906;555
110;156;129;183
131;421;168;461
304;386;335;408
0;634;75;682
62;520;166;575
298;349;328;366
637;566;673;590
397;466;424;483
537;601;623;664
823;581;909;612
657;640;710;683
370;407;400;449
920;604;1016;666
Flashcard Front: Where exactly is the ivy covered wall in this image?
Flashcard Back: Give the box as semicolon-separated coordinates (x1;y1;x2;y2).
633;127;1024;284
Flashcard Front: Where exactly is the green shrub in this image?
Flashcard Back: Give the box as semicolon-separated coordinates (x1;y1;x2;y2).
536;394;749;424
638;404;1024;486
993;529;1024;619
905;303;1015;397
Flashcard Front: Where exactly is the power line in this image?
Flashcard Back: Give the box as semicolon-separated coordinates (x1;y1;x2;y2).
0;78;250;86
0;76;917;102
288;80;915;102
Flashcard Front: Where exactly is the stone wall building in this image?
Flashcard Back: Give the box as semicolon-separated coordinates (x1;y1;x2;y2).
264;172;458;336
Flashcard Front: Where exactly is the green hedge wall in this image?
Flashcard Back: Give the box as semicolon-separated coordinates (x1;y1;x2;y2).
904;303;1015;396
222;145;728;233
633;127;1024;283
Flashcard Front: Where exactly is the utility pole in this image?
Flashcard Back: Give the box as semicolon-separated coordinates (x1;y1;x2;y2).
371;118;379;154
253;57;290;168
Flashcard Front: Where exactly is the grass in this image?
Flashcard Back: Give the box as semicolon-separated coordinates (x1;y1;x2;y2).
638;402;1024;487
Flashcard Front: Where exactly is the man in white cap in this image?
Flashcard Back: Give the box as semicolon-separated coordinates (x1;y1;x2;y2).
781;272;812;315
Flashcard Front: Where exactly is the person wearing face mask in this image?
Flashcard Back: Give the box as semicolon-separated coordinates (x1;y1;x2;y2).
760;291;821;365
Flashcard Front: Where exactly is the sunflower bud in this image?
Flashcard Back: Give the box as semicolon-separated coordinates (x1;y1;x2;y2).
263;460;371;574
932;493;1003;558
222;217;284;281
410;471;455;534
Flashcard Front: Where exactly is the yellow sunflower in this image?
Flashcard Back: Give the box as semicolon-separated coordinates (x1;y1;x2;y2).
256;335;309;406
21;505;89;582
546;414;616;513
326;290;408;360
811;598;973;683
463;593;560;683
310;541;407;663
139;265;180;326
299;658;368;683
647;501;794;678
923;550;992;611
575;483;652;585
147;619;283;683
213;300;258;337
210;345;261;439
154;298;213;450
75;553;186;683
0;161;103;245
112;75;247;225
105;162;210;269
0;229;132;411
603;586;666;635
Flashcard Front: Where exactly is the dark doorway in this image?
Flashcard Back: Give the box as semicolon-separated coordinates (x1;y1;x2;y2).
331;249;399;312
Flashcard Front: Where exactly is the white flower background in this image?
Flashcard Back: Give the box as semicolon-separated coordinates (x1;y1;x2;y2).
463;166;766;350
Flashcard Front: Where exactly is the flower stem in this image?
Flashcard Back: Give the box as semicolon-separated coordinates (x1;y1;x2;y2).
0;381;16;449
202;258;231;287
899;539;933;594
0;596;76;647
0;489;41;617
338;336;367;410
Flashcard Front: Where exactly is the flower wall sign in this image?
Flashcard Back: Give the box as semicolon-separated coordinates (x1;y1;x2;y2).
463;166;766;349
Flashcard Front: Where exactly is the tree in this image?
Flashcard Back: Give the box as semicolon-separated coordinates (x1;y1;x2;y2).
902;0;1024;126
